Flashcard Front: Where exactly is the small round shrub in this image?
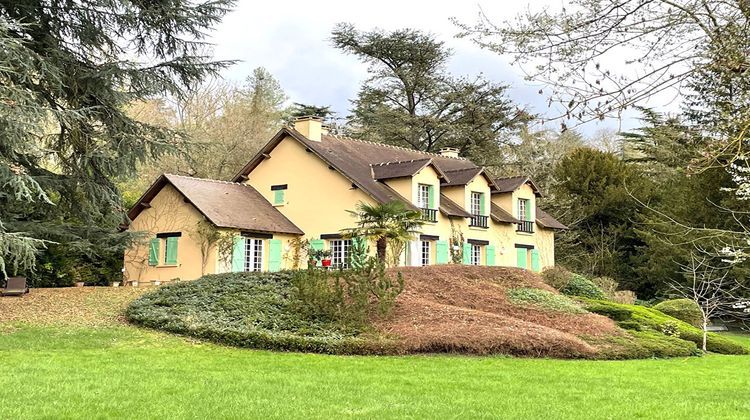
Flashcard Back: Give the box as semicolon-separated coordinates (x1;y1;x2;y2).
560;275;606;299
653;299;703;328
540;266;575;290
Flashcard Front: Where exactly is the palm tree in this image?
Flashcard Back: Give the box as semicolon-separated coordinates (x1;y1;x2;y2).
343;201;425;263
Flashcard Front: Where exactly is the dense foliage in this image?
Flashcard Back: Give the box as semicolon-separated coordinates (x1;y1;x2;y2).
126;271;396;354
0;0;232;283
560;275;606;300
331;24;529;164
582;299;748;355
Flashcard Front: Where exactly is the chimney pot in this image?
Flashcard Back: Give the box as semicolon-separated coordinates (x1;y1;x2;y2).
293;116;323;141
439;147;460;158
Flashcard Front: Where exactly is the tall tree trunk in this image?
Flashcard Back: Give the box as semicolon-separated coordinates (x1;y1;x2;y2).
376;237;387;262
702;320;708;352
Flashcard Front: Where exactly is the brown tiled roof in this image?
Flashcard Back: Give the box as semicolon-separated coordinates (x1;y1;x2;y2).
490;203;520;224
232;128;478;206
442;167;482;186
128;174;304;235
371;158;448;181
439;194;472;218
493;176;542;196
536;208;567;230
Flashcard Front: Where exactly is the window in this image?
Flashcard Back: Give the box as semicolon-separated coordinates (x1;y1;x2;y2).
152;232;181;266
470;244;481;265
471;192;482;215
271;184;287;205
418;184;430;208
518;198;529;220
244;238;264;272
330;239;352;268
421;241;431;266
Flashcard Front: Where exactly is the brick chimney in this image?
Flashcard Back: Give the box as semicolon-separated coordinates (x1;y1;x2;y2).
439;147;460;158
293;116;323;142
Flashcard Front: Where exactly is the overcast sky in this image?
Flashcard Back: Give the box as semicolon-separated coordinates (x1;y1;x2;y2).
208;0;664;136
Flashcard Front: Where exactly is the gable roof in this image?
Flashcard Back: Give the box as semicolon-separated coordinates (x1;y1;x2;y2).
370;158;448;181
439;193;472;218
128;174;304;235
490;202;520;224
231;127;480;207
493;176;542;197
536;208;567;230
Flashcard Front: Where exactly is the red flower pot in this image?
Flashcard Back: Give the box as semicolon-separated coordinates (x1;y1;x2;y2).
321;259;332;267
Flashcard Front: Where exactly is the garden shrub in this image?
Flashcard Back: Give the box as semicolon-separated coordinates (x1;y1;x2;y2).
507;288;586;314
581;299;749;355
588;330;700;359
126;270;400;355
540;266;574;290
653;299;703;328
560;275;606;299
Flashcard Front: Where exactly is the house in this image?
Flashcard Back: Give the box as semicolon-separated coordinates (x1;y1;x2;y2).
124;116;566;285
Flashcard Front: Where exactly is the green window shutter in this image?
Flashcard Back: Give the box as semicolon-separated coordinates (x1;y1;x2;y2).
436;241;449;264
273;189;284;205
165;237;179;265
479;193;486;215
486;245;495;266
231;236;245;272
531;249;540;272
428;185;435;209
309;239;324;266
516;248;527;269
268;239;282;272
148;238;159;266
525;199;532;220
462;243;472;264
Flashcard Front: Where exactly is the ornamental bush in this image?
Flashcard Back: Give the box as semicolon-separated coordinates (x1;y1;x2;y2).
507;288;586;314
560;275;606;299
581;299;748;355
540;266;575;290
653;299;703;328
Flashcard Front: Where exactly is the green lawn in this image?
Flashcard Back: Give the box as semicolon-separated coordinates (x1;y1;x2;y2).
2;324;750;419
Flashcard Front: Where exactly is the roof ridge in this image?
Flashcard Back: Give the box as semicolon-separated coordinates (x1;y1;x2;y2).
324;134;469;161
165;173;245;186
370;157;432;167
445;166;482;173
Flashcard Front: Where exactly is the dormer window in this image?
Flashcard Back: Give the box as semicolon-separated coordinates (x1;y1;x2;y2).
469;192;488;228
517;198;534;233
417;184;437;222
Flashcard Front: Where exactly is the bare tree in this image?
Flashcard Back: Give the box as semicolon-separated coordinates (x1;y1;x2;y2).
456;1;750;128
670;252;750;351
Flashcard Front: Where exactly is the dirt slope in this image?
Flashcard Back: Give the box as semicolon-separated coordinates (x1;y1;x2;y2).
376;266;618;358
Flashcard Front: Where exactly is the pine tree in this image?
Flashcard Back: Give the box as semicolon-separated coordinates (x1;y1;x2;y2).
0;1;234;282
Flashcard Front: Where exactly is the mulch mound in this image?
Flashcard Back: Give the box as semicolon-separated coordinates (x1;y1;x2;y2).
0;287;147;327
376;266;618;358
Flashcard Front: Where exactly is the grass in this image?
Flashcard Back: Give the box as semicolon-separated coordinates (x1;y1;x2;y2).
2;323;750;419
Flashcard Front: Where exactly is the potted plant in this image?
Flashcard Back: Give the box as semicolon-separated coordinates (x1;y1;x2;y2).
309;249;333;267
320;250;333;267
154;280;161;286
131;280;139;287
111;281;121;287
75;281;85;288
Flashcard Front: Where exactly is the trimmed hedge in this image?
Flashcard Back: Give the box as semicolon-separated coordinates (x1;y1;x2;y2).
653;299;703;328
507;288;586;314
560;275;606;299
581;299;749;355
125;272;397;355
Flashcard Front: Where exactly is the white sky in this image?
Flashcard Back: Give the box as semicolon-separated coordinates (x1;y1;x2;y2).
208;0;669;136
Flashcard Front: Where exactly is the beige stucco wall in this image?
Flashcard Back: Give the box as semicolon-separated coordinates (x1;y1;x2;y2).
124;184;220;285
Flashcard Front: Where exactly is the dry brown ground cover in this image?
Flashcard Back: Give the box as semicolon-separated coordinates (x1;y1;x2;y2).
0;286;147;327
376;266;619;357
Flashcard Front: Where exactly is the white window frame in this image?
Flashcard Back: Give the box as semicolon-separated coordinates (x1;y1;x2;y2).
518;198;528;221
420;241;430;266
417;184;430;209
330;239;352;268
470;244;481;266
244;238;264;272
471;192;482;215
